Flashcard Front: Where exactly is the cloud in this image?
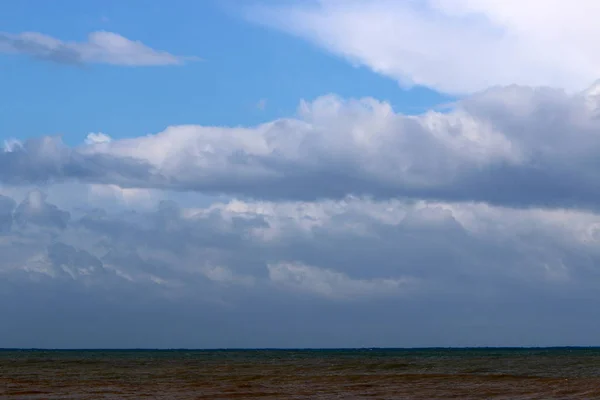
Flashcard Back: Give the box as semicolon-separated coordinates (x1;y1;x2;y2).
0;135;158;186
0;31;194;66
245;0;600;94
13;189;70;230
4;83;600;210
202;265;255;286
0;194;16;232
85;133;112;145
47;242;106;281
268;262;413;299
3;186;600;347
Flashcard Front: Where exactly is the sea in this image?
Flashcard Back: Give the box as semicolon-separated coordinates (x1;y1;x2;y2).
2;348;600;399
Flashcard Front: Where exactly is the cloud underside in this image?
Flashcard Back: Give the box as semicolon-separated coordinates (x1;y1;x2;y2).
4;83;600;210
0;31;192;66
246;0;600;94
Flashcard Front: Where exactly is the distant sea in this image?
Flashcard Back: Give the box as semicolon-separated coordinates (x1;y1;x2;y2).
2;348;600;399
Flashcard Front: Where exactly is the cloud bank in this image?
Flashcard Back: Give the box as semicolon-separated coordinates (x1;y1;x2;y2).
246;0;600;93
4;83;600;210
0;31;192;66
2;77;600;345
3;185;600;348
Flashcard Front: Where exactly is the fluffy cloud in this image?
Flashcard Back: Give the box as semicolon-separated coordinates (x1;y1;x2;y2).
3;185;600;347
3;83;600;210
0;31;193;66
245;0;600;93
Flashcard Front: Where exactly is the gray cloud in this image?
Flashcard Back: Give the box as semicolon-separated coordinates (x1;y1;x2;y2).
14;190;70;230
0;194;15;232
3;84;600;210
0;136;160;186
2;187;600;347
47;242;106;280
0;31;195;66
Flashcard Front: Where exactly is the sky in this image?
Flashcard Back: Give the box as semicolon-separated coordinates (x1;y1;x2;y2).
3;0;600;348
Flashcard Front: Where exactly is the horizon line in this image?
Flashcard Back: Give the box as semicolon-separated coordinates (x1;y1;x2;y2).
2;346;599;351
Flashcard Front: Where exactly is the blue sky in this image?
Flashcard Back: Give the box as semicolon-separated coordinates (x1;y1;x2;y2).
0;0;450;145
4;1;600;349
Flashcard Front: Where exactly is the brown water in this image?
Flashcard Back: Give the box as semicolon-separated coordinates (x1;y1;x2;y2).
2;348;600;399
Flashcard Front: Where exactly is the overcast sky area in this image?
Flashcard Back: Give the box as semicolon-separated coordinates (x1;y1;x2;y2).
3;0;600;348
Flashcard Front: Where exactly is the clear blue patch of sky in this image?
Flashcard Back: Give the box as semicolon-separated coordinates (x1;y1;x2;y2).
0;0;455;145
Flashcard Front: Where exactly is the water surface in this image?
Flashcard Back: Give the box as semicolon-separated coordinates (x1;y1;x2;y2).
2;348;600;399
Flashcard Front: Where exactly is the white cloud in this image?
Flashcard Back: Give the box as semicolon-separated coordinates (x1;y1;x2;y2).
4;84;600;210
246;0;600;93
0;31;195;66
85;133;112;145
